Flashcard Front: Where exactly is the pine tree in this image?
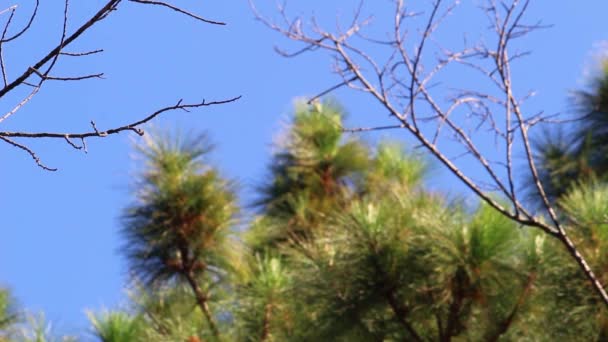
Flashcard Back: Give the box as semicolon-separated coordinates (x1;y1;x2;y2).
239;101;545;340
0;289;18;342
120;132;240;341
249;101;369;252
87;310;143;342
534;59;608;205
526;59;608;340
85;98;608;341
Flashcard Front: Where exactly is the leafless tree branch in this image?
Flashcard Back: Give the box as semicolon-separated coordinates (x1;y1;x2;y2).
1;97;241;140
0;135;57;171
59;49;104;57
1;0;38;43
252;0;608;308
0;96;241;169
0;0;238;171
128;0;226;25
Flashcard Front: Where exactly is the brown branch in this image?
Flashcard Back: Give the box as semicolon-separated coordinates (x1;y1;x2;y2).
0;6;16;86
307;76;357;104
486;272;536;342
0;0;240;171
0;85;40;124
0;96;240;170
0;96;240;140
334;40;555;234
364;237;423;341
343;123;405;133
252;0;549;233
1;0;39;43
39;0;70;81
59;49;103;56
0;0;120;99
253;0;608;312
385;290;423;342
492;1;608;308
0;136;56;171
29;67;104;81
128;0;226;25
260;303;272;341
64;135;83;150
273;40;324;58
407;0;442;132
0;6;18;17
184;270;220;339
43;73;104;81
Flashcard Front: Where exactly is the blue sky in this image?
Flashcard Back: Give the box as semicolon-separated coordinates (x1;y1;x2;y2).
1;0;606;336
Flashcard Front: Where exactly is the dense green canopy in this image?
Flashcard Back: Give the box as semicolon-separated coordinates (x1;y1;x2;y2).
5;100;608;341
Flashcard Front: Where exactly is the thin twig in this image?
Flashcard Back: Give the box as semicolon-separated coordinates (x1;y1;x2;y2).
60;49;103;56
0;136;57;171
128;0;226;25
0;96;241;140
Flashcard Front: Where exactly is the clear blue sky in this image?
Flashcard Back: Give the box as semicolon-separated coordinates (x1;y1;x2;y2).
1;0;606;337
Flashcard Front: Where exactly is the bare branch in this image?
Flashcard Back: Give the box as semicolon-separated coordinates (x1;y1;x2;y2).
0;96;241;140
0;135;57;171
60;49;104;57
343;123;405;133
1;0;39;43
0;6;18;17
128;0;226;25
0;6;16;86
0;85;40;124
0;0;240;172
29;67;104;81
0;96;240;170
252;0;608;309
0;0;119;100
64;135;83;150
307;76;357;104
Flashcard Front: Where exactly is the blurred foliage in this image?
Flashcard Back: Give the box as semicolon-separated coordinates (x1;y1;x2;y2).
5;99;608;340
533;59;608;206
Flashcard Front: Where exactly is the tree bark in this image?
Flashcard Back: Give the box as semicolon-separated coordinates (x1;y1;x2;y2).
558;231;608;308
486;272;536;342
260;303;272;341
184;271;221;340
385;290;423;342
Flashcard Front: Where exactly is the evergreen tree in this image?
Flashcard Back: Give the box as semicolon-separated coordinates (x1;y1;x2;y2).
81;99;608;341
526;59;608;340
87;310;142;342
240;102;543;340
250;101;369;252
0;289;18;342
121;132;239;341
540;183;608;339
534;59;608;205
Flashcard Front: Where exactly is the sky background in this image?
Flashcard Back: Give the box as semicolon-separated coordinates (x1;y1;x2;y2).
0;0;606;338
